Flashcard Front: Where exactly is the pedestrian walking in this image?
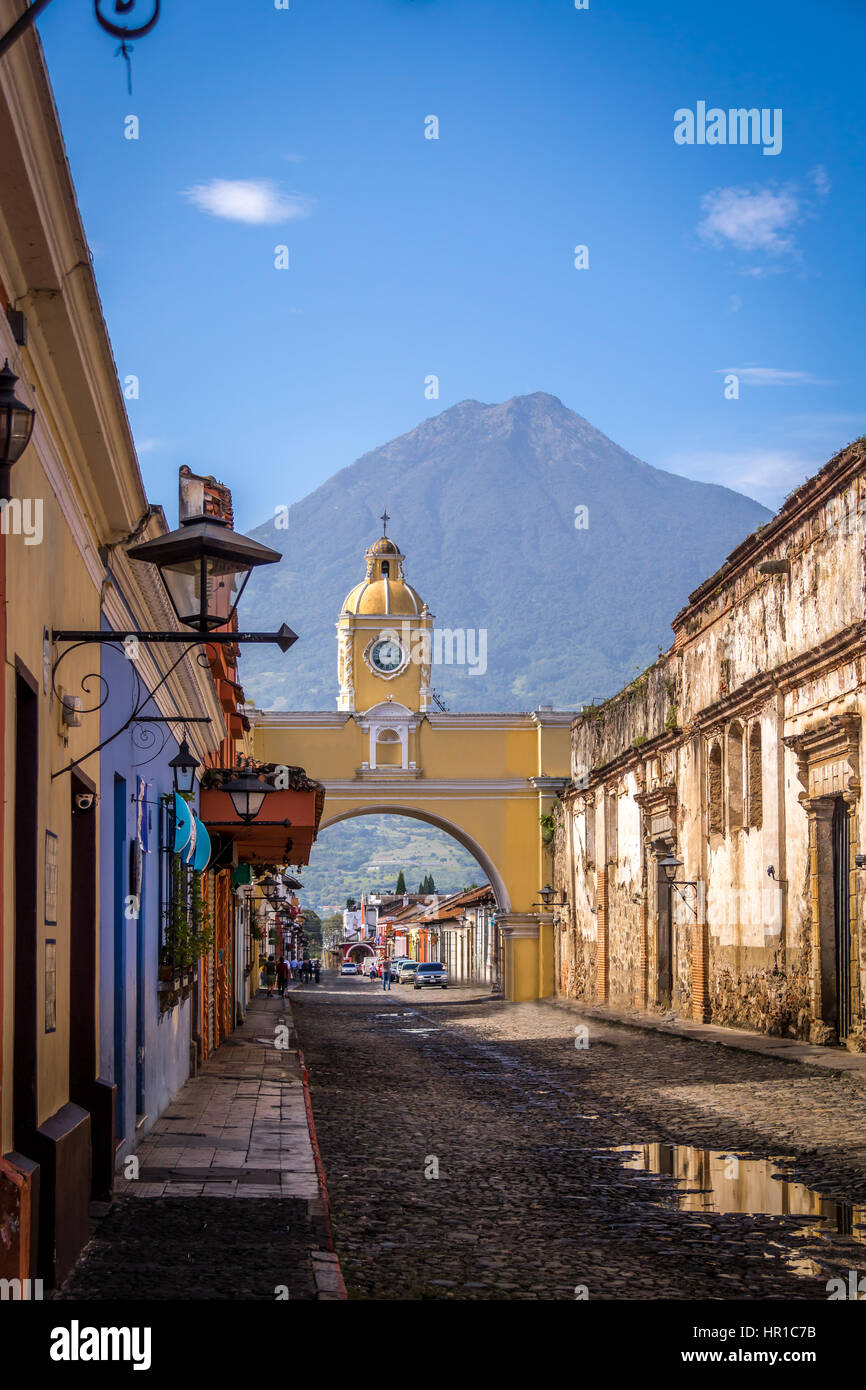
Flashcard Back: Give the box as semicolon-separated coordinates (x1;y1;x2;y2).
277;957;289;997
265;956;277;998
314;959;321;983
382;958;392;991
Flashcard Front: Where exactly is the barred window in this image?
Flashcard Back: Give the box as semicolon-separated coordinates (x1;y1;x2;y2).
606;790;618;864
748;723;763;829
708;742;724;835
584;804;595;866
727;721;744;830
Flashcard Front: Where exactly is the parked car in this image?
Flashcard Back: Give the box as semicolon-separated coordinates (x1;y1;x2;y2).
414;962;448;990
387;956;411;976
394;960;419;983
340;961;358;976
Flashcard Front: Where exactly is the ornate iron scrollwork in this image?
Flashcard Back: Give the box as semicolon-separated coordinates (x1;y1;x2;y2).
93;0;161;39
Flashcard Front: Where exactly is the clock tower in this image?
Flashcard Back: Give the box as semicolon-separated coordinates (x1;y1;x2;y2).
336;517;433;718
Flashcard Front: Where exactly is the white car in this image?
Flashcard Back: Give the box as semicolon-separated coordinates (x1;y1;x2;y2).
413;962;448;989
340;961;359;976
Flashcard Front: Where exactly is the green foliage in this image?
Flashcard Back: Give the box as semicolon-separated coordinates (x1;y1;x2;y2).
162;858;214;970
395;870;406;894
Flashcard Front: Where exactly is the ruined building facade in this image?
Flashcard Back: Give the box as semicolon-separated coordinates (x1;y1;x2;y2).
554;442;865;1049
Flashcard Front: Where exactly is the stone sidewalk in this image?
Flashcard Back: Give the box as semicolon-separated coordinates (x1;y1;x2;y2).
56;990;346;1300
549;995;866;1083
117;990;321;1201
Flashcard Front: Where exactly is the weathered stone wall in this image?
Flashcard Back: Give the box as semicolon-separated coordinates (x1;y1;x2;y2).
558;442;866;1045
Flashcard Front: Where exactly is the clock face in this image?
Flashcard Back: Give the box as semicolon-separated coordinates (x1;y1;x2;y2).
370;639;404;673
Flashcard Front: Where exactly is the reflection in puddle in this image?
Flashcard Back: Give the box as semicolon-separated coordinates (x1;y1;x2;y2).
612;1142;866;1283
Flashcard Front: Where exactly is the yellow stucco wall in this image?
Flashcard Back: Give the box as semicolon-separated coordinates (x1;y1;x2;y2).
2;434;105;1142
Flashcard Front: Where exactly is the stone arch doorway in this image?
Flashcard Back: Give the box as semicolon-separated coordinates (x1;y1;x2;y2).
346;943;375;963
317;804;512;913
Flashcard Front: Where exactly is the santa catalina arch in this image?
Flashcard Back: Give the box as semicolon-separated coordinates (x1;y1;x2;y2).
250;525;574;1001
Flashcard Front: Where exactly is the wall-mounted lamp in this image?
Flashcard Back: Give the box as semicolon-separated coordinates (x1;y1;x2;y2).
535;883;568;908
766;865;788;884
169;735;199;797
658;853;698;907
0;359;36;502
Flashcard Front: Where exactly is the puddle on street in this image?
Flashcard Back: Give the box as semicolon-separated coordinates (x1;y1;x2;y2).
611;1142;866;1283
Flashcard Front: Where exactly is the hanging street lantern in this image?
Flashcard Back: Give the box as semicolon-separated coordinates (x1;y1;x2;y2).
222;770;275;824
169;735;199;797
126;516;284;634
0;359;36;502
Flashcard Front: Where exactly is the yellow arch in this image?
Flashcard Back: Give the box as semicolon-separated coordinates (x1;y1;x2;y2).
318;804;512;911
251;708;573;1001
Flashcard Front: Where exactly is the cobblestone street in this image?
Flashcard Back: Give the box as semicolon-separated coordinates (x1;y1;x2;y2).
293;975;866;1301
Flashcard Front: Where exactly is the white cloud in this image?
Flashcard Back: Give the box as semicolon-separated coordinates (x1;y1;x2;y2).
810;164;831;199
664;447;817;508
714;366;832;387
698;184;801;253
135;437;167;455
182;178;314;225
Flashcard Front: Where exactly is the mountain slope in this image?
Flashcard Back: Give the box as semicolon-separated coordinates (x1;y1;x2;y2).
238;393;770;711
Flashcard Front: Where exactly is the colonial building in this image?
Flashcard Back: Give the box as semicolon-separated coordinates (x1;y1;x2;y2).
0;17;322;1286
556;441;865;1049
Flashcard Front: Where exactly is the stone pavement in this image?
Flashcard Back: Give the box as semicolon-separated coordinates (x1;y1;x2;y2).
55;991;346;1300
290;978;866;1299
116;990;320;1200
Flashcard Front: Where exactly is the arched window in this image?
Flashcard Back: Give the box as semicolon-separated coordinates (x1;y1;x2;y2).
748;723;763;828
374;728;402;767
381;560;390;577
727;722;744;830
708;742;723;835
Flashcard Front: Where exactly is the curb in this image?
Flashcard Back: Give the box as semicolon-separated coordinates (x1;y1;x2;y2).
288;1000;349;1301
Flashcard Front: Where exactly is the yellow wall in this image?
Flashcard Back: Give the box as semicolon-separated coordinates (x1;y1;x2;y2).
2;429;105;1140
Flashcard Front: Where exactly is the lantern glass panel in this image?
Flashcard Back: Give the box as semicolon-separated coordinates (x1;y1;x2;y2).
159;554;253;631
0;402;34;464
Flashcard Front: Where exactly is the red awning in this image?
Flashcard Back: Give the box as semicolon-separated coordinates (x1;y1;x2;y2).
199;784;324;867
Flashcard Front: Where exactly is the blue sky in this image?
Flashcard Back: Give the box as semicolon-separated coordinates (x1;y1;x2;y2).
37;0;866;531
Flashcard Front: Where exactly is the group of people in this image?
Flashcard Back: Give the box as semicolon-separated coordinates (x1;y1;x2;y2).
264;955;321;997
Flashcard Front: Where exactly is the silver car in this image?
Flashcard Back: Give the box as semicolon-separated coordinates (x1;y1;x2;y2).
413;962;448;990
394;960;419;983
